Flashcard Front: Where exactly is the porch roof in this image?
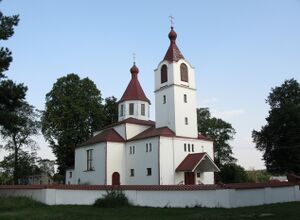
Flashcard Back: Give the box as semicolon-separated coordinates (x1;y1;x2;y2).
176;153;220;172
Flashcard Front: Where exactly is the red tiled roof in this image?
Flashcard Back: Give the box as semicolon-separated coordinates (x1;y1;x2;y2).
198;134;213;141
0;182;296;191
176;153;206;172
163;27;184;62
129;126;175;141
101;117;155;130
78;128;125;147
118;63;150;104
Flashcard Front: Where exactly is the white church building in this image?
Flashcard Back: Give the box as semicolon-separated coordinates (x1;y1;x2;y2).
66;26;219;186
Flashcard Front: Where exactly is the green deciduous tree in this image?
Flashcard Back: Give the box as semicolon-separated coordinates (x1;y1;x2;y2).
219;163;248;183
252;79;300;175
0;1;19;78
197;108;236;167
0;102;39;184
103;96;118;126
0;2;27;130
41;74;104;174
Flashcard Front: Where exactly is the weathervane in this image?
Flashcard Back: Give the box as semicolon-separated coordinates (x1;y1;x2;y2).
169;15;174;27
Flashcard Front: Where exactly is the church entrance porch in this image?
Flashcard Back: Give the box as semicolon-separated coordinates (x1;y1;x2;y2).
176;153;220;185
112;172;120;185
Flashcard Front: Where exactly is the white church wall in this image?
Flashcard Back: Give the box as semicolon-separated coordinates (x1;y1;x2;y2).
74;143;106;185
155;86;176;131
125;123;151;140
159;137;175;185
125;137;159;185
173;85;198;138
159;137;215;185
106;142;126;185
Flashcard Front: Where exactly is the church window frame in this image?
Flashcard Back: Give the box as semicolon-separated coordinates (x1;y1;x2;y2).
180;63;189;82
185;117;188;125
129;103;134;115
130;169;135;177
86;149;93;171
184;94;187;103
120;104;124;116
163;95;166;104
161;64;168;83
141;104;145;116
147;168;152;176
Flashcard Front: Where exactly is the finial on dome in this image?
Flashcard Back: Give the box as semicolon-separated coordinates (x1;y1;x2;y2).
130;62;139;77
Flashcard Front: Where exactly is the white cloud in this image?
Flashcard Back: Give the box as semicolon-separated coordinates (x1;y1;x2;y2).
200;97;218;105
211;108;245;120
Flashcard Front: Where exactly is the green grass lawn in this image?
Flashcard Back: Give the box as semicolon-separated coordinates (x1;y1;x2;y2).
0;196;300;220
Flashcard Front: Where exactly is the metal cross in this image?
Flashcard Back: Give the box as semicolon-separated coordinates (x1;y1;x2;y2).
132;53;136;63
169;15;175;27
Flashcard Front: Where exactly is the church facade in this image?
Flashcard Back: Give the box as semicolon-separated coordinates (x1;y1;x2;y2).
65;27;219;185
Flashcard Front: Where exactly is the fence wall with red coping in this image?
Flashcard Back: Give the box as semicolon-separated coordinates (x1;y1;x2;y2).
0;182;299;208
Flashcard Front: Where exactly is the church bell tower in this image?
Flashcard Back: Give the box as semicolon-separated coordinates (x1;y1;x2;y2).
154;26;198;138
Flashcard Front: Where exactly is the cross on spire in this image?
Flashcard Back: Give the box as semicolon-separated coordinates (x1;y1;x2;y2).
132;52;136;64
169;15;174;28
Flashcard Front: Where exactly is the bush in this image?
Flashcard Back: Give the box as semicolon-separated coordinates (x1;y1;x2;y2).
94;189;130;208
219;163;248;183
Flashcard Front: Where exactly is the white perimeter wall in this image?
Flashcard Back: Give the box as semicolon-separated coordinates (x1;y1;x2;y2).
1;185;299;208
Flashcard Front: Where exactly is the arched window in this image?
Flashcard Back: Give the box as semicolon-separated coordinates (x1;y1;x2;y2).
161;64;168;83
180;63;188;82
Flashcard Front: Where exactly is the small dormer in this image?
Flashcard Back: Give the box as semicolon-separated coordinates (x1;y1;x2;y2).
118;63;151;121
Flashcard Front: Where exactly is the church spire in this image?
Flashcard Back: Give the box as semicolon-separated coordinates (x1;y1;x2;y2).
163;25;185;62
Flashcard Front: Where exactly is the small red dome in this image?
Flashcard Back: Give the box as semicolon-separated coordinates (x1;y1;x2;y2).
130;63;139;74
168;27;177;42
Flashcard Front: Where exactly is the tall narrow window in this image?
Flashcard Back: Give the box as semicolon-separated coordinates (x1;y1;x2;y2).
192;144;194;152
120;104;124;116
149;143;152;152
147;168;152;176
130;169;134;177
146;143;148;152
184;143;187;152
129;103;134;115
184;94;187;103
180;63;188;82
132;146;135;154
185;117;188;125
163;95;166;104
141;104;145;116
87;149;93;171
188;144;190;152
161;64;168;83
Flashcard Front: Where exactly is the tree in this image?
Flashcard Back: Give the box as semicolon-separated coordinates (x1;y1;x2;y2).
0;150;38;184
252;79;300;175
0;1;27;129
0;4;19;78
0;102;39;184
197;108;236;167
103;96;118;126
41;73;104;174
219;163;248;183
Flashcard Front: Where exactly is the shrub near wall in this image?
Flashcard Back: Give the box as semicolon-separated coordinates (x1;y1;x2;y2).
94;189;130;208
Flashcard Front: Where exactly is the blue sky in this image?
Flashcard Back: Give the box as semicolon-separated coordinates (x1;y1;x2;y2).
1;0;300;169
